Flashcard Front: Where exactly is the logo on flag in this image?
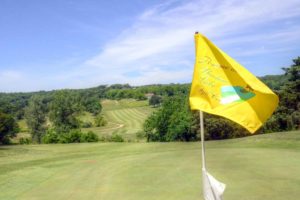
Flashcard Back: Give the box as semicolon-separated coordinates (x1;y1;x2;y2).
220;86;255;105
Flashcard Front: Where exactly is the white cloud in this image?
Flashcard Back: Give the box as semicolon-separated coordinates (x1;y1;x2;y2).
76;0;300;87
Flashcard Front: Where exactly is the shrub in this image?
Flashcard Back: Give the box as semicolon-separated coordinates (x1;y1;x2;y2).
144;96;198;142
42;129;60;144
149;95;162;107
42;129;99;143
0;112;19;144
80;131;99;142
19;137;32;145
95;114;107;127
136;131;146;139
98;136;106;142
81;121;93;128
66;129;82;143
110;134;124;142
1;136;11;145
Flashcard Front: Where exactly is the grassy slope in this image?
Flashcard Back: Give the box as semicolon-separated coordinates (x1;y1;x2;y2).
1;130;300;200
16;99;154;142
83;99;154;141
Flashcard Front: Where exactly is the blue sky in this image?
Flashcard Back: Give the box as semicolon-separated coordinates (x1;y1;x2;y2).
1;0;300;92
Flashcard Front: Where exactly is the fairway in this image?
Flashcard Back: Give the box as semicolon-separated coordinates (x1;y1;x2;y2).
83;99;155;141
1;131;300;200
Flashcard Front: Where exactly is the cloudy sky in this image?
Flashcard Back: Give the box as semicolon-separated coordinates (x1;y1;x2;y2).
1;0;300;92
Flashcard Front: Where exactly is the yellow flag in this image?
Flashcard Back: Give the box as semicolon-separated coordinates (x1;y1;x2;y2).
189;33;279;133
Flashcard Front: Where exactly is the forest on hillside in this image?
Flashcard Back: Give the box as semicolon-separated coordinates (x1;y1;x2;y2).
0;57;299;144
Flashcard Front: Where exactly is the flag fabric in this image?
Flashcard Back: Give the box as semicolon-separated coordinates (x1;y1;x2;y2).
202;168;226;200
189;33;279;133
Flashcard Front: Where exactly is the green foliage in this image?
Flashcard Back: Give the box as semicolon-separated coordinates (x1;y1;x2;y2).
1;57;299;142
144;96;198;141
0;93;31;119
144;96;249;141
98;134;124;142
110;134;124;142
143;56;300;141
137;84;190;96
263;57;300;132
19;137;32;145
259;74;287;91
136;131;146;139
94;114;107;127
82;96;102;115
81;121;93;128
0;112;19;144
42;129;60;144
80;131;99;142
1;136;11;145
149;95;162;107
166;108;199;141
49;90;82;133
0;83;189;120
134;92;147;100
109;84;131;89
42;129;98;143
144;112;160;141
104;88;147;100
61;129;82;143
25;95;47;143
204;114;248;140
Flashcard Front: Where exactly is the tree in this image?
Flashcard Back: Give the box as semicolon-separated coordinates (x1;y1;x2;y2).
49;90;82;133
264;57;300;131
144;96;198;141
0;112;19;144
149;95;162;107
25;95;47;143
82;96;102;115
134;92;147;100
166;107;198;141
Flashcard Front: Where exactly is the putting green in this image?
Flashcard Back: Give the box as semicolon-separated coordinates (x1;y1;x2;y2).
1;131;300;200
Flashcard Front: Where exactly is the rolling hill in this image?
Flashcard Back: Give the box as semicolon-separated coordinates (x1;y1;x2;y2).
82;99;155;141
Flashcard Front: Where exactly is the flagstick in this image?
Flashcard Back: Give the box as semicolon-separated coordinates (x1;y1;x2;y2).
199;110;206;170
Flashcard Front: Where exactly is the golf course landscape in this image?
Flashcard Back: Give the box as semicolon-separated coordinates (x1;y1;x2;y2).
14;99;155;142
0;130;299;200
1;1;300;200
82;99;155;141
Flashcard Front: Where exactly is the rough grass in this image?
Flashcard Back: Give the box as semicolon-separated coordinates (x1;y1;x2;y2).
82;99;155;141
0;130;299;200
101;99;149;111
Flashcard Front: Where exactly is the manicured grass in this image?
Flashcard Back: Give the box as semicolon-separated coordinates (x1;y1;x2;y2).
83;99;155;141
16;99;154;142
1;130;300;200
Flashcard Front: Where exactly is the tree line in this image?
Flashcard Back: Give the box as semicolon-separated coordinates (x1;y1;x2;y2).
0;57;299;144
0;83;188;144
